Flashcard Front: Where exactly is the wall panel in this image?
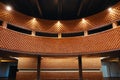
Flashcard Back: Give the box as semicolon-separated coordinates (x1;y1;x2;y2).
16;72;37;80
41;57;78;69
0;27;120;55
18;57;37;69
82;57;101;69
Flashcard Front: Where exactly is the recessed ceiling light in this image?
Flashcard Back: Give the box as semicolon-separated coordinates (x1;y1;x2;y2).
6;5;12;11
33;18;36;21
82;18;85;21
57;21;61;26
82;18;86;23
108;7;112;12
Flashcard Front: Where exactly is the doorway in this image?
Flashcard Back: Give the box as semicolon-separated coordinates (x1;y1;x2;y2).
0;57;18;80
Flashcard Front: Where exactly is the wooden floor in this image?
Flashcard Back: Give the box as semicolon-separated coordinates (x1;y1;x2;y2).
0;78;120;80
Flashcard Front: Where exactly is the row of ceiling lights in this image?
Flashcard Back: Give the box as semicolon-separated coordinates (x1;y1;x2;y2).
5;5;113;20
5;5;115;30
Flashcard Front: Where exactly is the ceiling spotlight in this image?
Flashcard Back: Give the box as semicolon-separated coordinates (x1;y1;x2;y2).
108;7;112;12
82;18;86;23
6;5;12;11
58;21;60;23
57;21;61;26
33;18;36;21
82;18;85;21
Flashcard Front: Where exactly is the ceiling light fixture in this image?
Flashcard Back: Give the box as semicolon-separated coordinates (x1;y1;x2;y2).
82;18;86;23
108;7;112;12
6;5;12;11
33;18;36;21
57;21;61;26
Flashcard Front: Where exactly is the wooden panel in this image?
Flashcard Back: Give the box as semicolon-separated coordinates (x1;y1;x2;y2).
16;57;102;80
0;2;120;33
82;57;101;69
41;57;78;69
17;57;101;69
83;72;103;80
18;57;37;69
40;72;79;79
16;72;37;80
41;57;101;69
16;72;103;80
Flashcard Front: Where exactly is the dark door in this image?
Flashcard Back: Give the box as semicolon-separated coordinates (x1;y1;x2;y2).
8;66;17;80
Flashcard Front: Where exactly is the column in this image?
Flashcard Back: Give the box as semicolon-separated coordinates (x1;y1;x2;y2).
78;56;83;80
2;21;7;29
37;56;41;80
112;22;118;29
84;30;88;36
31;31;35;36
58;33;62;38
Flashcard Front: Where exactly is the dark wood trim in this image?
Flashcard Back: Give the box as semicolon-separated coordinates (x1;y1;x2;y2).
37;56;41;80
35;0;43;17
78;56;83;80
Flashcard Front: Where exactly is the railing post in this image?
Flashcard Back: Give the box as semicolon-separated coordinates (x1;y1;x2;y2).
2;21;7;29
84;30;88;36
112;22;118;29
58;33;62;38
31;31;35;36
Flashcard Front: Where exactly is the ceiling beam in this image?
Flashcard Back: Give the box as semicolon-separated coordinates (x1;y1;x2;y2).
77;0;85;17
58;0;63;19
35;0;43;17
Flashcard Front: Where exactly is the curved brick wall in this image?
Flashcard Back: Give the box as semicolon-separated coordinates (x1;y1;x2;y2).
0;2;120;33
0;27;120;55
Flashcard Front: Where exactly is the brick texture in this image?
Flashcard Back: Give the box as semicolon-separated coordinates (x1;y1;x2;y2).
0;27;120;55
0;2;120;33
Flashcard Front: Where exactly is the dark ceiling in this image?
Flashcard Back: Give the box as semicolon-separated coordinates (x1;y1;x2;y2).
0;0;119;20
